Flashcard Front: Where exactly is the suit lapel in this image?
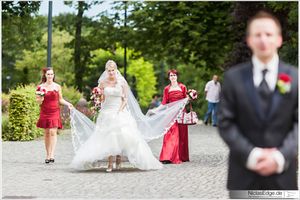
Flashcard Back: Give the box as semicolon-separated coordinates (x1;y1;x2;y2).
267;61;290;120
242;62;265;121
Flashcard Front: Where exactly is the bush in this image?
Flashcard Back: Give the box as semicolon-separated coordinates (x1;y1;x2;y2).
177;64;223;120
60;84;82;128
2;93;10;114
3;84;43;141
2;114;9;137
61;84;82;106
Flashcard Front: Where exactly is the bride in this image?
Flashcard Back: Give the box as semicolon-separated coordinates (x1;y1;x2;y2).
70;60;188;172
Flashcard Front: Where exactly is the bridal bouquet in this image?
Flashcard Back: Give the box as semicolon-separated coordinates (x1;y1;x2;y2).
90;87;103;112
36;86;46;97
187;89;198;101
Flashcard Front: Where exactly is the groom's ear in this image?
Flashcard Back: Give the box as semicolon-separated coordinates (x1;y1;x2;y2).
276;35;283;48
246;36;252;49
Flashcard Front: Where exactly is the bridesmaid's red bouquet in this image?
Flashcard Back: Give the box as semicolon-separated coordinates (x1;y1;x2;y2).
36;86;46;97
91;87;103;112
187;89;198;101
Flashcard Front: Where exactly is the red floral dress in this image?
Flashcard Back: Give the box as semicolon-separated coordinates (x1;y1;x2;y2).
159;83;189;163
36;86;63;129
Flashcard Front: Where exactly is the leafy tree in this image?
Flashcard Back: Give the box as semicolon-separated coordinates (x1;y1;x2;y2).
15;30;74;86
74;1;88;91
84;46;157;108
64;1;103;91
2;1;43;92
124;2;234;69
2;1;40;18
267;2;298;66
225;1;298;69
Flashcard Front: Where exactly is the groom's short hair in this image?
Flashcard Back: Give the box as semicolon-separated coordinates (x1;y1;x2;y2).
246;10;282;35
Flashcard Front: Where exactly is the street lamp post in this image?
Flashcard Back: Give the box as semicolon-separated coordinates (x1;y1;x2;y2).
123;1;127;80
47;1;53;68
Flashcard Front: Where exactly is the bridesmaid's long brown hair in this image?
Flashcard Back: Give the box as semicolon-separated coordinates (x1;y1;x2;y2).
40;67;55;83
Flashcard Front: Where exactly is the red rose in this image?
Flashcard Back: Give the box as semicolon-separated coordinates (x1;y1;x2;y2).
92;87;102;94
278;73;292;83
36;86;41;91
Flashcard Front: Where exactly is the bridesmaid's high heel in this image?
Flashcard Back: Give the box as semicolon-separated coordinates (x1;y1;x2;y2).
49;158;55;163
45;159;50;164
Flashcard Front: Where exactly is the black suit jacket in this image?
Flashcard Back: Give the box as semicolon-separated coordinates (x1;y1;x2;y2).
218;60;298;190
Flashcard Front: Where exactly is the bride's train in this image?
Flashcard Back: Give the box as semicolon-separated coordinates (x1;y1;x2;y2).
70;107;163;170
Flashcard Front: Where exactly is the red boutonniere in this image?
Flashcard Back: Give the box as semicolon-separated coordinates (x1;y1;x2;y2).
277;73;292;94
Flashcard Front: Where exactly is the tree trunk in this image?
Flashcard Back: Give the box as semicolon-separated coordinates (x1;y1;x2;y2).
74;1;85;91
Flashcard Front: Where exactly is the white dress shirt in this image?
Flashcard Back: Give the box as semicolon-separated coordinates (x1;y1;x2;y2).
246;54;285;174
252;54;279;91
204;80;221;103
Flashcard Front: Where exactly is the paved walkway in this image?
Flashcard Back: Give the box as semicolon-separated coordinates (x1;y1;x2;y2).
2;124;229;199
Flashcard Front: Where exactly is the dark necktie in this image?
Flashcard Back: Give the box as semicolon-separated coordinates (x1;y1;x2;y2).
257;69;272;115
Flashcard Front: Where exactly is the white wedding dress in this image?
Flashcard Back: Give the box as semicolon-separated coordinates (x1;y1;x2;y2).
70;83;163;170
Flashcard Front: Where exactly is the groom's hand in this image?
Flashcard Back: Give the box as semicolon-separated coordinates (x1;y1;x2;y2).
254;148;278;176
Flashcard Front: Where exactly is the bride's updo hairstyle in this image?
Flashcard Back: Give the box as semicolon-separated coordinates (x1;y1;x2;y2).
105;60;118;70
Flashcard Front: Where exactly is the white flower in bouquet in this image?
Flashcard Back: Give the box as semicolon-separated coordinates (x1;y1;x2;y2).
187;89;198;101
36;86;46;97
91;87;103;112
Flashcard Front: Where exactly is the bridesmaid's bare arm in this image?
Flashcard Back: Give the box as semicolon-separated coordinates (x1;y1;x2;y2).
57;84;73;109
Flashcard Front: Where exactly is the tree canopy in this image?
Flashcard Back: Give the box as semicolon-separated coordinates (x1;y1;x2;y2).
2;1;298;113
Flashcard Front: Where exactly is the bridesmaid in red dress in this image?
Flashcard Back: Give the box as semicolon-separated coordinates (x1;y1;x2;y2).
36;68;73;164
159;69;189;164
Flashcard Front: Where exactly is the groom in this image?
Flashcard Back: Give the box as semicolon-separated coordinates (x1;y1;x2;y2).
218;10;298;191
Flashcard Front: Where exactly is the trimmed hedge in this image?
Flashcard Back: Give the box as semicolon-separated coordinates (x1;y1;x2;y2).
60;84;82;128
2;93;10;113
2;114;9;137
61;84;82;106
3;84;43;141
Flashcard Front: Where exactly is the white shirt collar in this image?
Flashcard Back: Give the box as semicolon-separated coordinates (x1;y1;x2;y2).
252;54;279;91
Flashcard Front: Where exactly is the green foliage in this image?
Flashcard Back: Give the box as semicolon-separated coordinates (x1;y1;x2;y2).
2;1;43;91
3;84;43;141
176;64;222;118
127;57;157;108
2;93;10;113
83;48;118;98
2;1;40;18
268;2;298;66
2;114;9;138
60;85;82;129
61;84;82;106
2;13;46;92
2;1;298;112
85;46;157;109
226;2;298;68
15;30;75;86
126;1;234;69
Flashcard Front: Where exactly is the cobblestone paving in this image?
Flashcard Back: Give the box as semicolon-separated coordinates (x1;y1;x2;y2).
2;124;229;199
